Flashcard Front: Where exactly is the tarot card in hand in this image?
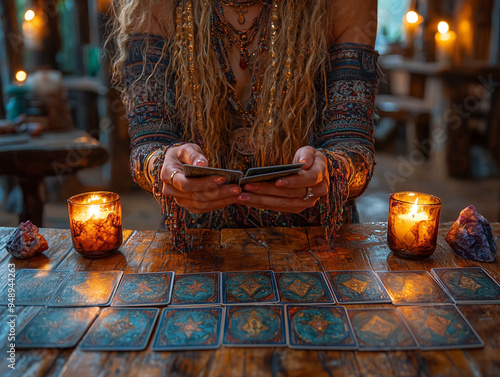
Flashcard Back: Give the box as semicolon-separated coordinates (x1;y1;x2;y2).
17;307;99;348
49;271;123;307
239;163;304;185
376;271;453;305
111;272;174;306
183;165;243;184
2;269;69;306
170;272;221;306
286;305;357;350
222;271;279;305
326;270;391;304
348;308;418;351
431;267;500;304
398;305;484;350
275;272;334;304
152;307;223;351
223;305;286;347
80;308;159;351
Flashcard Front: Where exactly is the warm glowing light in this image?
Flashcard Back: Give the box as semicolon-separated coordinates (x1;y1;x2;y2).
24;10;35;21
410;198;419;216
438;21;450;34
15;70;27;82
405;11;419;24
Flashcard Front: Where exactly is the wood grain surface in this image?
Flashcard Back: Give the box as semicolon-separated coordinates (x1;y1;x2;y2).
0;223;499;377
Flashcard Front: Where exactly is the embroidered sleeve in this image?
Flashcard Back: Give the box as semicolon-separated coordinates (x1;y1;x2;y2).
315;43;378;199
123;33;183;192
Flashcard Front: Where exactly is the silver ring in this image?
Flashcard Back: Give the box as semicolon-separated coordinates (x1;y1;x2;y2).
170;170;179;186
301;187;314;201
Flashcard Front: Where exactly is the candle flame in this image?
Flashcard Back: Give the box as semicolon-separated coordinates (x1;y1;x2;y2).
410;198;419;216
438;21;449;34
24;10;35;21
405;11;419;24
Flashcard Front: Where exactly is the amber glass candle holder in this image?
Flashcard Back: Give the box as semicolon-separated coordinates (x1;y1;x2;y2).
68;192;122;258
387;192;441;259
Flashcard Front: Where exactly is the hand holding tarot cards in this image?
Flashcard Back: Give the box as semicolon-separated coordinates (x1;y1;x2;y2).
183;163;305;185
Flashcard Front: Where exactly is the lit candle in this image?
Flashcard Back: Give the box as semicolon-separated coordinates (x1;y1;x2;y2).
402;11;422;54
387;192;441;259
68;192;122;258
22;9;44;50
435;21;457;65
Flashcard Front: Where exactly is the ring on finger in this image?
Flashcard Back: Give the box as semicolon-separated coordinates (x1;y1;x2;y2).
170;170;179;186
301;186;314;201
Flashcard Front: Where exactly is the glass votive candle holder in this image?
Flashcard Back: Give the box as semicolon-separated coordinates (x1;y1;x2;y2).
387;191;442;259
68;191;122;258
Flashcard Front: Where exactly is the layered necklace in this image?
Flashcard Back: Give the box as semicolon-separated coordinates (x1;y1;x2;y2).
219;0;262;24
212;0;267;70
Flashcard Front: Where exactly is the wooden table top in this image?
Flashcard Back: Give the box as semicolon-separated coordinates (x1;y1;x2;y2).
1;223;499;377
0;129;108;177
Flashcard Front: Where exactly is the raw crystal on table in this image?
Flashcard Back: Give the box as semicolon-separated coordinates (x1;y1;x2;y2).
445;205;497;262
6;221;49;259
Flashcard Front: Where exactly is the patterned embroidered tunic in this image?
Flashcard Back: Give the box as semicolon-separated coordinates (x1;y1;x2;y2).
123;33;378;244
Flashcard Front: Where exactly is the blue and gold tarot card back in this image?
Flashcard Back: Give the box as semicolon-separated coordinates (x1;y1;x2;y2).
152;307;223;351
397;305;484;350
286;305;357;350
376;271;453;305
348;308;418;351
80;308;159;351
326;270;391;304
48;271;123;307
275;272;334;304
111;272;174;306
431;267;500;304
170;272;221;306
222;271;279;305
17;307;99;348
2;269;69;306
223;305;287;347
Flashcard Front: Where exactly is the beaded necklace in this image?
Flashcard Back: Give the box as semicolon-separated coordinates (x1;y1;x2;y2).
219;0;262;24
212;0;265;70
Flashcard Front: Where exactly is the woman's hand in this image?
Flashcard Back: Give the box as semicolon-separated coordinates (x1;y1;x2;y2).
236;146;329;213
161;143;241;213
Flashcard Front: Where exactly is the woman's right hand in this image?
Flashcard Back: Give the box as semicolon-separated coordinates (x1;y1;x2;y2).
160;143;241;213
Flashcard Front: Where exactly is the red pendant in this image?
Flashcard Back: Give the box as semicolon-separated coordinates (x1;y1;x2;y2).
239;56;248;69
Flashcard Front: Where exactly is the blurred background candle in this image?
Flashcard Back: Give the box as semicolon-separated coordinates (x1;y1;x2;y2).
435;21;457;65
387;192;442;259
68;192;122;258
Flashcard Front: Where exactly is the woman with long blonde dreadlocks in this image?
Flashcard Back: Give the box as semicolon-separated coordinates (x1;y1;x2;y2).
111;0;379;250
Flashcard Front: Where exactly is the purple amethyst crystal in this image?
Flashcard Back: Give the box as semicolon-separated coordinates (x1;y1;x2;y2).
6;221;49;259
445;206;497;262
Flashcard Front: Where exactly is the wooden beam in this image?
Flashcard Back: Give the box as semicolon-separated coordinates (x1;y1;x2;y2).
0;0;24;80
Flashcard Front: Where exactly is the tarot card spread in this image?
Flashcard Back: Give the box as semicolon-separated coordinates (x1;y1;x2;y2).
431;268;500;304
170;272;221;306
376;271;453;305
223;305;286;347
2;269;69;306
398;305;484;350
111;272;174;306
17;307;99;348
275;272;334;304
81;308;159;351
326;270;391;304
222;271;279;304
348;309;418;351
49;271;122;307
152;307;223;351
286;305;357;350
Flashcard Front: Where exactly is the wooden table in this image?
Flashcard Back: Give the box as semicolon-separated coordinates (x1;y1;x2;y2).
1;223;499;377
0;129;108;226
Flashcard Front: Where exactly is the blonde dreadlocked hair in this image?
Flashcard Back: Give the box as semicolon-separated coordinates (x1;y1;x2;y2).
110;0;334;168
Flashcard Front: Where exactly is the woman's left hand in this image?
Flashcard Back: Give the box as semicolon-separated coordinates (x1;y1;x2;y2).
236;146;329;213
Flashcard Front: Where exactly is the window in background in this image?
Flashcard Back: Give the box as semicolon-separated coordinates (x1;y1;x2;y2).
376;0;411;54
